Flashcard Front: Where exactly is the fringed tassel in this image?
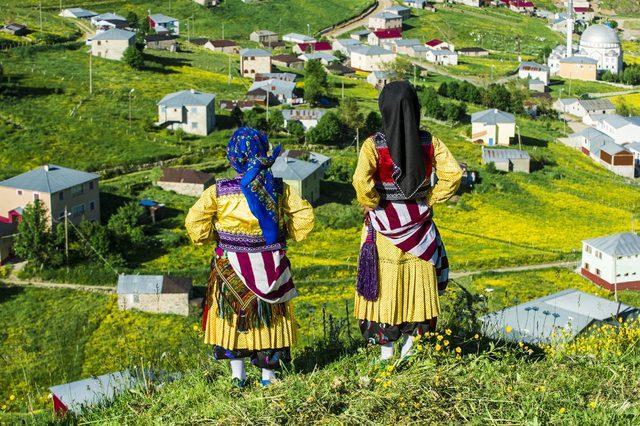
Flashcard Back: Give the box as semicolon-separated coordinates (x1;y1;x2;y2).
357;220;379;301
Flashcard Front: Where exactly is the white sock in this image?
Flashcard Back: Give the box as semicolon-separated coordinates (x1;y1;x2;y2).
401;335;414;358
262;368;276;382
230;359;246;381
380;342;394;360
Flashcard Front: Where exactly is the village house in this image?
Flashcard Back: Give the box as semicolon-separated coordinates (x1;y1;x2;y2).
218;100;258;111
518;61;550;85
255;72;297;82
367;70;394;88
550;17;569;33
350;45;397;72
145;33;178;51
558;56;598;80
529;79;547;93
405;0;427;8
0;222;17;264
272;54;304;69
0;165;100;226
156;168;214;197
567;127;613;151
282;109;327;130
157;89;216;136
577;131;635;178
509;1;536;14
425;39;455;51
299;52;338;65
91;28;135;61
204;39;240;54
240;48;272;79
193;0;220;5
59;8;97;19
595;115;640;145
90;13;125;26
283;150;331;172
480;289;639;345
425;49;459;66
458;47;490;57
247;79;299;105
92;17;129;33
581;232;640;291
325;62;356;76
452;0;484;6
50;371;141;415
367;29;403;46
573;6;595;21
482;147;531;173
471;109;516;146
148;13;180;35
382;38;421;55
293;41;333;55
407;44;432;60
332;39;363;57
368;12;403;31
271;153;329;203
283;33;315;44
249;30;279;46
117;275;193;316
553;98;615;119
350;29;371;42
384;5;411;19
626;142;640;174
1;23;28;36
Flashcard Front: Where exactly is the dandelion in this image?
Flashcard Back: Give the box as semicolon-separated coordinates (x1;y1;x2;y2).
435;343;442;351
559;407;566;415
9;395;15;401
383;381;391;388
192;324;199;331
386;365;394;372
445;329;452;336
474;333;480;339
437;335;443;341
455;347;462;354
443;340;450;347
589;401;597;409
1;405;6;410
519;342;524;348
505;325;513;333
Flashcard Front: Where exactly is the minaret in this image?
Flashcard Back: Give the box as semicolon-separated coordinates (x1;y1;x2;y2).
566;0;574;57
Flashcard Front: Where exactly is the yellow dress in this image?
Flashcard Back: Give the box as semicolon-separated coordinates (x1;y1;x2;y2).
352;136;462;325
185;182;314;351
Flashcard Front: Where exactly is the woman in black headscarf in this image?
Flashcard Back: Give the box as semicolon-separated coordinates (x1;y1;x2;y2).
352;81;462;361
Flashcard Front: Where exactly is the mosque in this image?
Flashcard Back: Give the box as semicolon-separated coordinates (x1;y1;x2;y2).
548;0;623;80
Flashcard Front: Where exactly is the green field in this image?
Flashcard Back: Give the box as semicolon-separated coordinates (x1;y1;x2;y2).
403;5;563;55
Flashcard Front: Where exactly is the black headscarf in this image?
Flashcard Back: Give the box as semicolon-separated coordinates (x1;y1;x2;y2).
378;80;426;199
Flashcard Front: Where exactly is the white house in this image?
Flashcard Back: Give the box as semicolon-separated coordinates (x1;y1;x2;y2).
272;154;327;203
350;29;371;42
553;98;616;119
425;39;455;51
595;115;640;145
299;52;338;65
148;14;179;35
518;61;550;85
157;90;216;136
425;49;459;66
367;70;394;88
471;109;516;146
117;275;192;316
382;38;421;54
581;232;640;291
90;29;136;61
60;8;97;19
90;13;125;26
332;39;362;57
384;5;411;19
367;29;403;46
405;0;427;8
282;109;327;130
250;30;279;45
368;12;403;30
350;45;396;72
247;79;299;105
240;48;272;79
407;44;431;60
283;33;315;44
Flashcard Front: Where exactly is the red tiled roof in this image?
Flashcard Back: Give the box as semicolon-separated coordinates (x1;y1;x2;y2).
297;41;332;51
511;1;534;7
372;28;402;39
574;7;592;12
425;38;443;47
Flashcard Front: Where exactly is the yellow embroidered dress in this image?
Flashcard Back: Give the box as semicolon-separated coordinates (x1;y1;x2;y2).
185;179;314;352
352;135;462;328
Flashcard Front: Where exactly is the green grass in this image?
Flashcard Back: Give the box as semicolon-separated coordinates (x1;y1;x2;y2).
403;5;562;55
548;77;626;98
600;0;640;14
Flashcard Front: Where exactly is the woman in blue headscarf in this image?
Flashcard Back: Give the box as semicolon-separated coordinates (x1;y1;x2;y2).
186;128;315;387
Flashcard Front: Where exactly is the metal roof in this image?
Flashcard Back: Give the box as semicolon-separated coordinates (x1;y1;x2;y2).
351;29;371;36
92;12;125;21
351;45;394;56
49;371;138;415
283;33;315;42
578;98;615;112
394;38;421;46
599;141;628;156
480;289;638;345
117;275;192;294
373;12;401;20
471;109;515;125
240;48;272;57
282;109;326;121
272;156;322;181
583;232;640;257
560;56;598;64
248;79;296;97
158;89;216;107
0;165;98;193
91;28;135;41
571;127;614;145
149;14;177;24
299;52;338;62
482;148;530;162
61;8;98;18
519;61;549;72
626;142;640;153
600;114;640;129
251;30;277;36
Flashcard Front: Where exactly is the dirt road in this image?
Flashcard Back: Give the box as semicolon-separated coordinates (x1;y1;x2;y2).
321;0;394;40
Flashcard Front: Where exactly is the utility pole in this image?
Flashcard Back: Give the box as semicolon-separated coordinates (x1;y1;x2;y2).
60;0;63;12
307;23;310;37
222;22;225;39
228;56;231;85
128;88;135;130
266;86;270;122
88;49;93;95
341;80;344;99
64;206;69;271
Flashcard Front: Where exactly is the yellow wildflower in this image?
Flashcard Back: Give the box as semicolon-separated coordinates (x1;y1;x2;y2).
559;407;566;415
443;340;450;347
474;334;480;340
589;401;597;409
192;324;199;331
437;335;443;341
455;347;462;354
519;342;524;348
386;365;394;372
505;326;513;333
445;329;452;336
1;405;6;410
383;381;391;388
435;343;442;351
9;395;15;401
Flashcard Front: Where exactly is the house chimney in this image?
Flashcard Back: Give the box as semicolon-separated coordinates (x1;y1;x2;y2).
190;89;196;94
44;165;50;172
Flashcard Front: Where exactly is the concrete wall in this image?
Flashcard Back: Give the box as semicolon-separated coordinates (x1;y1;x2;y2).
118;293;190;316
583;242;640;286
368;16;402;30
241;56;272;78
351;51;396;71
558;62;597;81
158;103;216;136
91;38;134;61
157;181;207;197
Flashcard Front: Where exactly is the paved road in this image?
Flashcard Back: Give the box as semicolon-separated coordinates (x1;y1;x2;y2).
321;0;394;40
2;260;580;293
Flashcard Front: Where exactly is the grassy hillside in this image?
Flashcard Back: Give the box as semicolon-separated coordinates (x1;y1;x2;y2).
600;0;640;15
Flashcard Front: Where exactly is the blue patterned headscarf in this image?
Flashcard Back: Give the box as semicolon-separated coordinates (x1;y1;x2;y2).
227;127;282;245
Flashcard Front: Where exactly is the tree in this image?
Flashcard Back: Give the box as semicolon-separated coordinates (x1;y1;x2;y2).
123;46;144;70
338;98;365;146
419;87;442;119
13;201;63;268
287;120;305;141
443;102;466;123
244;109;268;131
622;65;640;86
74;220;112;262
107;202;147;254
484;84;513;112
363;111;382;137
306;111;343;146
304;59;328;105
140;16;152;35
438;82;449;97
126;12;139;28
269;110;285;134
231;106;244;127
383;57;414;82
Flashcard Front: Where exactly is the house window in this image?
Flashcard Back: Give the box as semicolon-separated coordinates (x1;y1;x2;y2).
89;181;94;190
595;268;601;276
191;122;198;129
33;193;40;201
584;263;589;271
71;184;84;197
90;201;95;211
59;192;64;201
71;204;85;218
585;245;591;254
192;107;198;114
17;190;22;195
97;41;101;46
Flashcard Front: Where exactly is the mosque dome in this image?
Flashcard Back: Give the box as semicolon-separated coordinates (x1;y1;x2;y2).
580;24;620;48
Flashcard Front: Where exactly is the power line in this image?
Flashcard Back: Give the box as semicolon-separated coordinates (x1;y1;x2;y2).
62;217;120;276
